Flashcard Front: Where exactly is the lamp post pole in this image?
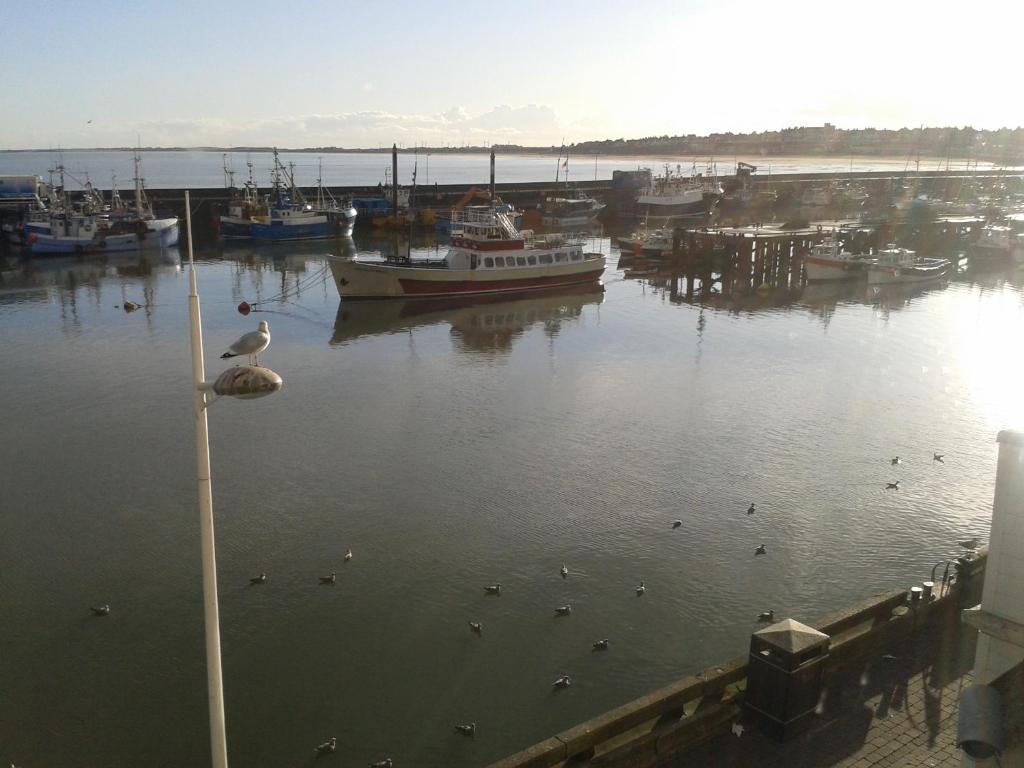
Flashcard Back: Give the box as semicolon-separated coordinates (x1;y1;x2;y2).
185;191;230;768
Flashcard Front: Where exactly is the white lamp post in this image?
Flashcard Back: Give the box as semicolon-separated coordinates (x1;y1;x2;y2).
184;191;282;768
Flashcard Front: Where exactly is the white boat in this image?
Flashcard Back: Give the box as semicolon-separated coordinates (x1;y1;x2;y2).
865;245;949;284
615;227;674;258
330;205;605;299
107;153;179;249
635;163;722;222
970;225;1024;264
803;235;867;281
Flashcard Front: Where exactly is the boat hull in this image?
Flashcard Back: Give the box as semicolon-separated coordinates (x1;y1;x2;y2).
804;255;866;281
28;232;141;254
331;257;606;299
865;261;949;284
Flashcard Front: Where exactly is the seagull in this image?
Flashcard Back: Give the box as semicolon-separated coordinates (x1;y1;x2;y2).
468;621;482;635
672;520;682;529
555;605;572;616
560;564;568;578
747;503;756;515
319;571;336;584
958;537;981;550
221;320;270;365
249;572;267;585
891;456;901;465
636;581;646;595
484;584;501;595
553;676;571;689
344;549;353;562
90;604;110;616
731;722;745;737
315;737;336;756
885;480;900;490
454;723;476;736
369;759;393;768
933;453;944;463
755;544;766;556
757;610;775;622
592;639;610;651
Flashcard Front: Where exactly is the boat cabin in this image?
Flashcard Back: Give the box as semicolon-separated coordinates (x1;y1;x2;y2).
875;245;917;267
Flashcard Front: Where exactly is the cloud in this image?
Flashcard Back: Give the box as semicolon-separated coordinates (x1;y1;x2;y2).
52;105;566;149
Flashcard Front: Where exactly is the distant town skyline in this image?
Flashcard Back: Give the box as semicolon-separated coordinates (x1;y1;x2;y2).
2;0;1022;151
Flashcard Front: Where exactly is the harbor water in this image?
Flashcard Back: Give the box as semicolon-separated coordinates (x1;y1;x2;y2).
0;235;1020;767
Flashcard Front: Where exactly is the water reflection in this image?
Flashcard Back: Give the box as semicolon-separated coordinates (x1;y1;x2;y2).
331;283;604;352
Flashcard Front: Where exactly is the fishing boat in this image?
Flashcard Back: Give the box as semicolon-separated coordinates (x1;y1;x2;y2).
970;224;1024;264
615;227;674;258
106;152;179;248
218;159;266;240
26;211;142;254
330;205;605;299
803;234;868;281
634;164;722;222
540;191;605;228
865;245;949;284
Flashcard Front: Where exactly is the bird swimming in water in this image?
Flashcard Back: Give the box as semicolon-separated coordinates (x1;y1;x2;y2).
344;549;353;562
891;456;901;466
636;581;646;595
122;300;140;312
249;573;267;585
484;584;501;595
552;676;571;689
369;759;393;768
468;621;482;635
315;737;336;756
592;639;610;651
672;520;682;529
757;610;775;622
555;605;572;616
885;481;900;490
933;453;944;463
319;571;336;585
747;503;756;515
454;723;476;736
90;604;110;616
755;544;766;556
958;537;981;550
221;321;270;365
560;564;568;578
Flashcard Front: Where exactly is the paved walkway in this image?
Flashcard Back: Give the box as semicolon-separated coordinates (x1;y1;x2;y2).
670;618;977;767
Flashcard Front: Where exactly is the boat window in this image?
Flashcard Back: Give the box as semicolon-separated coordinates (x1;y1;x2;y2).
527;255;537;265
516;256;527;266
555;252;567;262
539;254;553;264
570;252;582;261
494;257;505;267
484;257;494;268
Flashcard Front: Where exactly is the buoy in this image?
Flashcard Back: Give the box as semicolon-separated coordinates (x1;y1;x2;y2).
238;301;251;315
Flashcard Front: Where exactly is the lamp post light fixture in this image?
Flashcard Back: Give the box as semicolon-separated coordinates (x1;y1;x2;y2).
184;191;283;768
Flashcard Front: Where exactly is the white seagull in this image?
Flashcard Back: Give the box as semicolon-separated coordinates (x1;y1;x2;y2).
222;321;270;365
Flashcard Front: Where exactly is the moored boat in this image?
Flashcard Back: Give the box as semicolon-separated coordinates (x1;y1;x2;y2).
865;245;949;284
330;205;605;299
540;190;605;228
970;224;1024;264
803;234;868;281
634;163;722;222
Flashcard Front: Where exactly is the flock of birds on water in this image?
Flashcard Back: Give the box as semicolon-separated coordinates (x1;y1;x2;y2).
78;449;978;765
74;321;984;765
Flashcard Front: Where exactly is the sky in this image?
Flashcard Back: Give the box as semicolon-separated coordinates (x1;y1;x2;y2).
2;0;1023;150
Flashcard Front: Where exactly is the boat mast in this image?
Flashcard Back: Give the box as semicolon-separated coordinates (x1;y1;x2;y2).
133;151;145;216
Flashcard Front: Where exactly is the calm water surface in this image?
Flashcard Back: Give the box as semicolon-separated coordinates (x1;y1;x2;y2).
1;237;1021;767
0;149;1006;190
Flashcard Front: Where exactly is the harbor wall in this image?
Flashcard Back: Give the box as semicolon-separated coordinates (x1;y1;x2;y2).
485;551;987;768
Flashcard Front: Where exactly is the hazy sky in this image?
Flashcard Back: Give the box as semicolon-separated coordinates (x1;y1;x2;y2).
2;0;1023;150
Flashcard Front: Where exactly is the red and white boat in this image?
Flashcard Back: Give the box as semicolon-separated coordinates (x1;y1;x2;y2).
330;206;605;299
803;235;868;281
